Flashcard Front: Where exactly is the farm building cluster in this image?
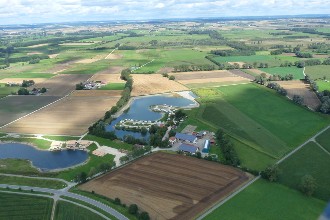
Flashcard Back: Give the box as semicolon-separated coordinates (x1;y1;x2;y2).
169;125;215;156
50;140;92;151
77;80;106;90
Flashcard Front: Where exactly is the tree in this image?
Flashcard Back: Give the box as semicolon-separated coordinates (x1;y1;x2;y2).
293;95;304;106
196;151;202;159
114;198;121;205
299;175;317;196
141;127;148;136
76;172;87;183
128;204;138;215
76;83;84;90
261;165;279;182
169;75;175;80
40;87;47;93
139;212;150;220
17;88;29;95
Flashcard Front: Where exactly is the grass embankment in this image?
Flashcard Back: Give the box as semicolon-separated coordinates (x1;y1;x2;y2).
204;179;326;220
0;159;40;175
0;192;53;220
70;188;138;220
54;200;105;220
43;135;80;141
56;144;115;181
278;142;330;201
0;175;67;189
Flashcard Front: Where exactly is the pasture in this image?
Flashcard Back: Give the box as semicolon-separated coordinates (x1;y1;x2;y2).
0;175;67;189
79;152;249;220
277;80;321;110
204;179;326;220
0;192;53;220
2;94;120;135
261;67;305;79
305;65;330;80
54;200;105;220
98;83;125;90
131;74;188;96
0;95;60;127
278;142;330;201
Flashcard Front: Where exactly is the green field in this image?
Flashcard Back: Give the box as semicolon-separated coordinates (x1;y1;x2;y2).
278;142;330;201
5;72;54;78
0;192;53;220
190;84;329;170
305;65;330;80
56;144;115;181
261;67;305;79
83;135;133;151
316;80;330;92
0;137;51;149
98;83;125;90
315;127;330;152
0;83;20;97
0;175;66;189
0;159;40;175
204;179;326;220
54;200;105;220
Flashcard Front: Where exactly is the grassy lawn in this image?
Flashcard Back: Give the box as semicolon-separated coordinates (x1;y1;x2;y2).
5;72;54;78
261;66;305;79
0;192;53;220
0;175;67;189
204;179;326;220
0;159;40;175
98;83;125;90
0;137;51;149
56;144;115;181
83;134;133;151
0;83;20;97
54;200;105;220
316;80;330;92
278;142;330;201
61;59;111;75
315;127;330;152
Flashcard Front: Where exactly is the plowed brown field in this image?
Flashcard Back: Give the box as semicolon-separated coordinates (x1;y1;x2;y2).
79;152;249;220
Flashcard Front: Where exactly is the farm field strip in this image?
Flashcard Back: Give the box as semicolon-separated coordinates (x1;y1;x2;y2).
2;95;120;135
79;152;249;220
131;74;188;96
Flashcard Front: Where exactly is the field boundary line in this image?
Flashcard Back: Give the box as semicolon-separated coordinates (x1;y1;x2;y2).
131;59;155;72
313;140;330;157
0;93;73;130
197;176;260;220
105;47;118;59
276;125;330;165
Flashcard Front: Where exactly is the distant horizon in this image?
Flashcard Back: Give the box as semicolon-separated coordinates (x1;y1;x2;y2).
1;13;330;27
1;0;329;25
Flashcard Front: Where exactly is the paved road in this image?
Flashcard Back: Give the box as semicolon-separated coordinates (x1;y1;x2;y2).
0;184;128;220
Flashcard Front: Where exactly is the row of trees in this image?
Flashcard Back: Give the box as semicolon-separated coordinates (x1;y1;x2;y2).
173;64;216;72
215;129;240;166
317;90;330;114
119;146;152;164
266;82;287;96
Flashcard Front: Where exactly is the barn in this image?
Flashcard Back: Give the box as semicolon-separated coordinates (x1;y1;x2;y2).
175;133;197;143
178;144;199;154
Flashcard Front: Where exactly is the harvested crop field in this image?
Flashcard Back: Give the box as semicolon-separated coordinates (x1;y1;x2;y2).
229;70;255;80
76;55;105;64
96;66;125;75
247;69;271;77
79;152;249;220
131;74;188;96
2;95;119;135
174;70;251;87
89;73;124;84
0;96;60;127
277;80;321;110
35;74;92;96
228;62;246;68
104;53;122;60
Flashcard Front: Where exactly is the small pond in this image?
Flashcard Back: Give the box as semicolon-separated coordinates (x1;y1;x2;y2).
106;93;197;140
0;143;88;171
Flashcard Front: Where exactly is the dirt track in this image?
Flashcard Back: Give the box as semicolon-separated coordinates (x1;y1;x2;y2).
79;152;249;220
131;74;188;96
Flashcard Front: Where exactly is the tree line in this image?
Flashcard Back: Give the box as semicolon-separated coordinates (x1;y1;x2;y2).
215;129;240;166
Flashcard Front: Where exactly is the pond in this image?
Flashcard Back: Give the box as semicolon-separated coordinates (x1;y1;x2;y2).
0;143;88;171
106;93;197;140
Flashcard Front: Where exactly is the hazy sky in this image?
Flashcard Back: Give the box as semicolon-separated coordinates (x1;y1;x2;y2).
1;0;330;24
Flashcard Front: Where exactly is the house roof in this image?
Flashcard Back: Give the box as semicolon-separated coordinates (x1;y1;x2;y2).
178;144;199;153
175;133;197;142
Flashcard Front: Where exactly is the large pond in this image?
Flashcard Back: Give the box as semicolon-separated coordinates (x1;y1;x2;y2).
106;93;197;140
0;143;88;171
